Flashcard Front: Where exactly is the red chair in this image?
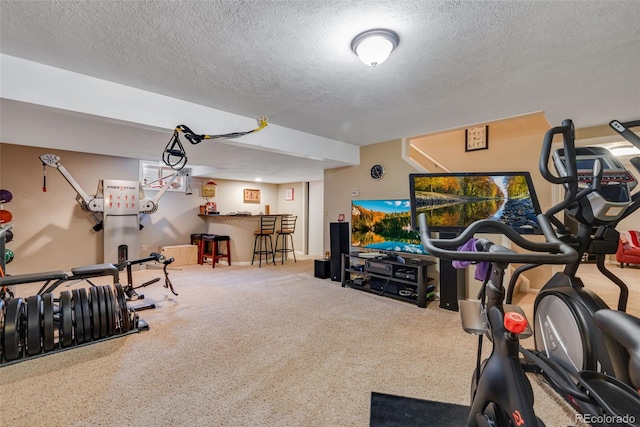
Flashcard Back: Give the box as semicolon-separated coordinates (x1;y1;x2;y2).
616;230;640;268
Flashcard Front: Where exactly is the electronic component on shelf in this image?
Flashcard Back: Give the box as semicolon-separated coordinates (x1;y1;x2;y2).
394;267;417;281
364;260;392;275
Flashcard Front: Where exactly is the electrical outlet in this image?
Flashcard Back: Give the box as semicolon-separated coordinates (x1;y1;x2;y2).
141;245;147;252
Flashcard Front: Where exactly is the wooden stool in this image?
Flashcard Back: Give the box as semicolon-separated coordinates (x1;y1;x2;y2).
202;234;231;268
190;233;206;265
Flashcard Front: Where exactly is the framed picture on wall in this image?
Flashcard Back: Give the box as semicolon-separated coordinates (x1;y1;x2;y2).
285;188;294;201
243;188;261;203
465;125;489;152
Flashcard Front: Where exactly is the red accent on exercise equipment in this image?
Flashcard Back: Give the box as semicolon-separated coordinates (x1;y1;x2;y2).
504;312;528;334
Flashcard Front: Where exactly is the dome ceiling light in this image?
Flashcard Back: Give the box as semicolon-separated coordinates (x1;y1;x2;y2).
351;29;400;67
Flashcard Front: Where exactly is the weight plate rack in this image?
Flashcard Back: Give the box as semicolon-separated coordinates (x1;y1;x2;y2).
0;284;145;367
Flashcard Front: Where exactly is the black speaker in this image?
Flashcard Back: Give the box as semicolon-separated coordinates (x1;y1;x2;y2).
314;259;331;279
439;259;466;311
437;232;466;311
330;222;349;281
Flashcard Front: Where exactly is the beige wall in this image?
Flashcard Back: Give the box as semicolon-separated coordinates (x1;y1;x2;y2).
323;138;423;252
0;143;310;274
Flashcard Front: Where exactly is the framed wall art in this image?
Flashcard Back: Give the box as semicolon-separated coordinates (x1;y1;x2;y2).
285;188;294;201
465;125;489;152
243;188;261;203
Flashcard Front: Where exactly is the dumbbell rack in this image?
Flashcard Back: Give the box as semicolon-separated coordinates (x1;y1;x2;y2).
1;283;146;367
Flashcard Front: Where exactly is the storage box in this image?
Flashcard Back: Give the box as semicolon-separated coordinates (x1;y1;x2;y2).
159;244;198;266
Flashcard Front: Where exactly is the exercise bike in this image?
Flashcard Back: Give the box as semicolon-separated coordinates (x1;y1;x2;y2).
418;212;579;426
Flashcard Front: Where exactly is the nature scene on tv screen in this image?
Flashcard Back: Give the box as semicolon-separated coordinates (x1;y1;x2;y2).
351;200;427;254
412;175;538;231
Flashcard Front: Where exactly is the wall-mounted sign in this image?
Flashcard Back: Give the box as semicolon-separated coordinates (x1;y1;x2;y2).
202;181;217;198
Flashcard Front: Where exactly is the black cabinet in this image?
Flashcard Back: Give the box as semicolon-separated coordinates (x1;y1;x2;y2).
330;222;349;281
341;253;435;308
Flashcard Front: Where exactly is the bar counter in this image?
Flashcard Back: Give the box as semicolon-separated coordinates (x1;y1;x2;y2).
198;214;291;265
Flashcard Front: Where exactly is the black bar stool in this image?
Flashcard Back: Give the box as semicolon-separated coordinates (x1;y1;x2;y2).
252;216;277;267
274;215;297;264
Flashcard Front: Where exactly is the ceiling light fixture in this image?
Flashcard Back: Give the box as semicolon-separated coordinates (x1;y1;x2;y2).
351;29;399;67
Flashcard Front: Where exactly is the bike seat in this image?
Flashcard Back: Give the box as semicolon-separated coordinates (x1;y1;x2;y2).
594;309;640;389
0;270;68;286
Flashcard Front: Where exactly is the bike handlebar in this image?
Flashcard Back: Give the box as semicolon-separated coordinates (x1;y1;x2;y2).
418;213;578;265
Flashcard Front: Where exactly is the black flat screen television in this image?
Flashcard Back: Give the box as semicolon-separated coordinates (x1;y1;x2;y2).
409;172;542;234
351;199;428;255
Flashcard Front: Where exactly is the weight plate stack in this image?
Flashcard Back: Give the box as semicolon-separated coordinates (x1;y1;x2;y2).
42;293;55;352
26;295;42;357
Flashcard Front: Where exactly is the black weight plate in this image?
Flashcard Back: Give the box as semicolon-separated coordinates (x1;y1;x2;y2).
0;299;5;360
42;293;55;352
26;295;42;356
71;289;84;344
60;291;73;348
114;283;130;332
96;286;107;338
102;286;111;337
97;286;107;339
89;286;100;340
79;288;91;342
104;286;115;336
0;298;4;329
3;298;24;361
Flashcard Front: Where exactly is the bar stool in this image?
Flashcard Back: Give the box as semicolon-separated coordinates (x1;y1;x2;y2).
190;233;206;264
252;216;277;267
201;234;231;268
274;215;297;264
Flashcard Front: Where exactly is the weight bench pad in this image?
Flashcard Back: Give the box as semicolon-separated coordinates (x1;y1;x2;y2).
0;271;68;286
71;263;119;280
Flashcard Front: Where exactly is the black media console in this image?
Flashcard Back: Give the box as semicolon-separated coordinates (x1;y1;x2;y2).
341;252;435;308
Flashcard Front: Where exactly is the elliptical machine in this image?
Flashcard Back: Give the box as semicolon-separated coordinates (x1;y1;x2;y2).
524;119;640;388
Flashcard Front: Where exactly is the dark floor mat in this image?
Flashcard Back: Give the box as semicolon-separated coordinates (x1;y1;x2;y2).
370;391;469;427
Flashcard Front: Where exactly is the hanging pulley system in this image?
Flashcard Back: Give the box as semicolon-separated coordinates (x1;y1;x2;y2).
163;117;269;170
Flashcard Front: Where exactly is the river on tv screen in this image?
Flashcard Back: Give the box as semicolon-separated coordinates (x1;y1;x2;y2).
412;175;538;230
351;200;427;254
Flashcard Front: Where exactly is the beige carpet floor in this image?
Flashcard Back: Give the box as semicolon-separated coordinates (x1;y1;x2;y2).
1;259;638;426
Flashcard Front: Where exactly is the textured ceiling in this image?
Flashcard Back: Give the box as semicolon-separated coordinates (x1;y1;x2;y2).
1;0;639;182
